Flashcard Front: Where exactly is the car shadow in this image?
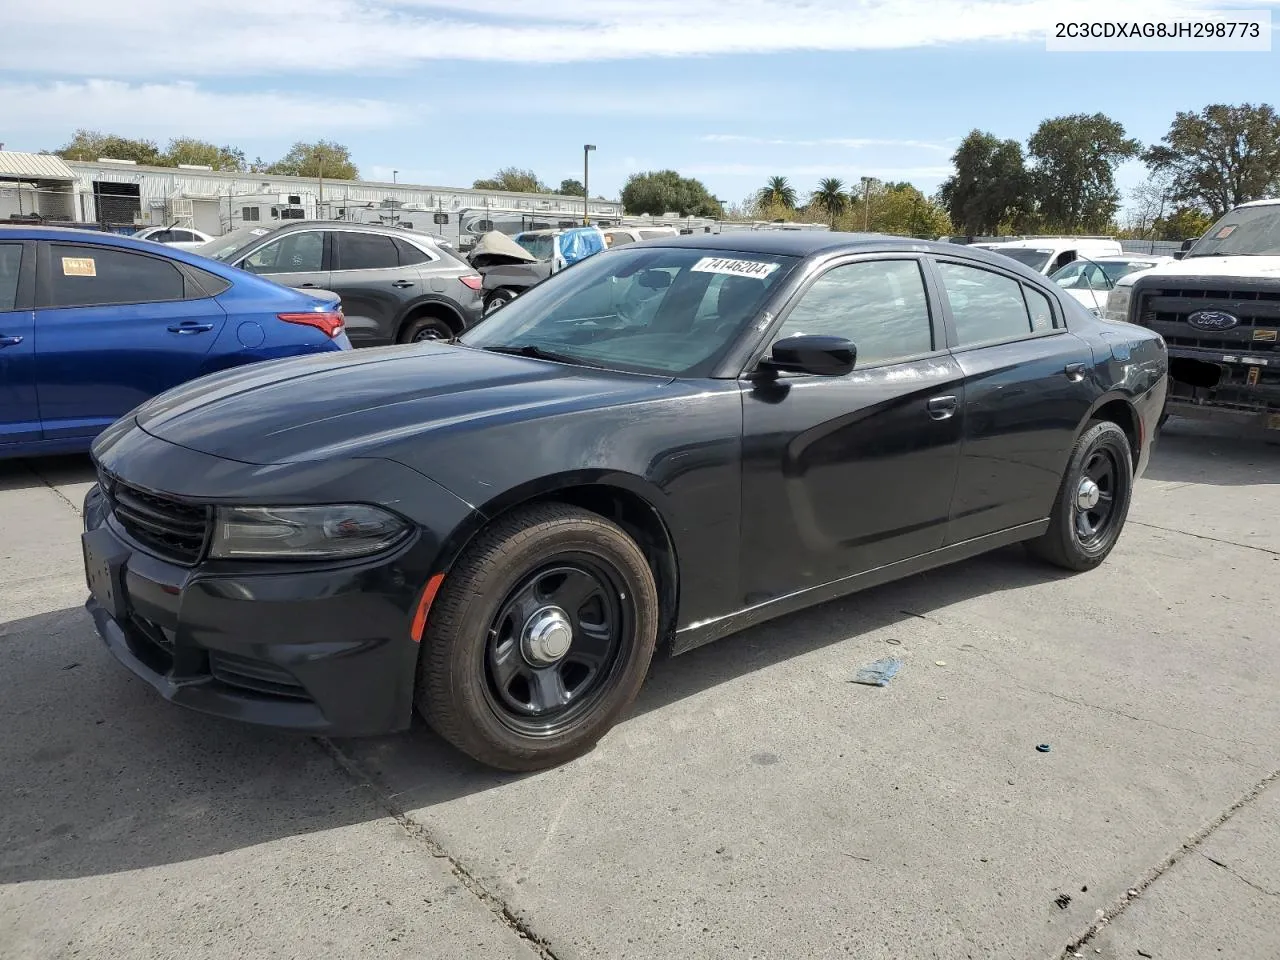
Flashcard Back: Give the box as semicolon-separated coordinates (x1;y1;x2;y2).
1146;418;1280;486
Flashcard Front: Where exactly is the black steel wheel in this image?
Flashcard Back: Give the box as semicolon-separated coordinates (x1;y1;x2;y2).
416;503;659;771
1026;419;1134;572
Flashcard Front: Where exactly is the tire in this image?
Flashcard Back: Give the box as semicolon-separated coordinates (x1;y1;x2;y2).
1157;411;1170;429
416;503;659;771
484;289;516;314
1025;419;1135;572
400;314;454;343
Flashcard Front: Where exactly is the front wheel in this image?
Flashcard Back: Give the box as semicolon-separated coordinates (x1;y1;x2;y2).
416;504;659;771
1025;420;1135;572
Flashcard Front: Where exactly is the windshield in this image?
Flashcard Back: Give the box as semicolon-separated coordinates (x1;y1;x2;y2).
516;234;556;260
458;246;799;377
196;225;276;262
1050;260;1156;290
1186;204;1280;257
990;247;1054;271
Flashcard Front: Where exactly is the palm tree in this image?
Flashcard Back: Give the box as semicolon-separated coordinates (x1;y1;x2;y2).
757;175;798;211
812;178;848;226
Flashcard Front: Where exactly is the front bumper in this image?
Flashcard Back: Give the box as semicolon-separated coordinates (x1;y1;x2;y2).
1165;344;1280;432
80;471;452;738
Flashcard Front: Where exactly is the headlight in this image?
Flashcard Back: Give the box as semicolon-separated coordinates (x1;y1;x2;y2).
210;504;410;560
1104;286;1132;322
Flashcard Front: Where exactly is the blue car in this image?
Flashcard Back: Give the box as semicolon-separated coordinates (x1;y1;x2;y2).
0;226;351;459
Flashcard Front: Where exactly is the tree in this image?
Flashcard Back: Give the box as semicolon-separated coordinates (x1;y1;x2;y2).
810;178;848;226
621;170;724;218
937;130;1031;236
757;176;798;210
472;167;548;193
557;178;585;196
1027;113;1140;232
1124;173;1174;238
839;181;951;237
1145;103;1280;217
164;137;246;171
54;129;163;165
266;141;358;179
1154;206;1214;241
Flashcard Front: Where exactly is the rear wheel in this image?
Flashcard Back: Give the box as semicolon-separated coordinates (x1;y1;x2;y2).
400;314;454;343
416;503;659;771
1025;420;1134;572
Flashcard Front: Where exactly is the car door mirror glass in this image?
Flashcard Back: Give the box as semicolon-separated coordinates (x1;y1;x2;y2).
765;335;856;376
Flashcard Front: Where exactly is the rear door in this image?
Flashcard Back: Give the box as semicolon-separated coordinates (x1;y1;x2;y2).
330;230;408;345
930;257;1096;543
0;240;38;446
33;241;228;441
236;228;331;294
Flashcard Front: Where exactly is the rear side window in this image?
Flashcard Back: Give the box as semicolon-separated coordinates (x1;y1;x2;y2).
393;238;433;266
0;243;22;311
1022;284;1057;331
937;262;1036;346
48;244;185;308
339;232;399;271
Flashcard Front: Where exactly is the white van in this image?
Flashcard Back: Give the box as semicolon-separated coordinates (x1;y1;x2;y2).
603;226;680;248
973;237;1124;275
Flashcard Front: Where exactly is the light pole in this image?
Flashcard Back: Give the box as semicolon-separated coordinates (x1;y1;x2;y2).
583;144;596;225
861;176;873;232
393;170;398;184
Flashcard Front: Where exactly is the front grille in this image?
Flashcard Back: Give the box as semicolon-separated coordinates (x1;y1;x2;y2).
209;651;311;701
99;470;211;564
1136;287;1280;353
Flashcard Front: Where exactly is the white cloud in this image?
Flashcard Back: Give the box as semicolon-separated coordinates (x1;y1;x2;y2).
0;80;399;140
700;134;954;152
3;0;1269;74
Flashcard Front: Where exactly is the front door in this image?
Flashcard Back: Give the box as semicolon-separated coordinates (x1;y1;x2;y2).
931;258;1097;543
33;241;228;441
237;229;331;296
739;256;965;607
0;241;38;446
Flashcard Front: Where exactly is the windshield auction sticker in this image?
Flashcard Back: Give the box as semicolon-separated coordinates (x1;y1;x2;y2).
691;257;780;279
61;257;96;277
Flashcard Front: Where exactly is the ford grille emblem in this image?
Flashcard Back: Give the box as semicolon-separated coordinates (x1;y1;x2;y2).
1187;310;1240;331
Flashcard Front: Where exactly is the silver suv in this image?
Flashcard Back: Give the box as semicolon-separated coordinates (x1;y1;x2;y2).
197;222;484;344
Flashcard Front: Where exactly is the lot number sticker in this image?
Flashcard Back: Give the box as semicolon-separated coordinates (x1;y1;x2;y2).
61;257;96;277
691;257;779;280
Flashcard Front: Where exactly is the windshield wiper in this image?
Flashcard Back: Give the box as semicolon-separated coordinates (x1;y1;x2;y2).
482;344;604;368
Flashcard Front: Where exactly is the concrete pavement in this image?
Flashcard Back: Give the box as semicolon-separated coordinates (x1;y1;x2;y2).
1;419;1277;959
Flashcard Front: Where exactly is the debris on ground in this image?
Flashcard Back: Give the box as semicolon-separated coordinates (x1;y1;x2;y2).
1137;951;1153;958
934;660;947;666
885;638;902;646
1055;893;1072;909
1037;744;1052;753
850;657;903;687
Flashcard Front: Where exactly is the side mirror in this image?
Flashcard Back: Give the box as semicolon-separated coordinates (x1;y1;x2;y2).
1180;238;1197;252
762;335;856;377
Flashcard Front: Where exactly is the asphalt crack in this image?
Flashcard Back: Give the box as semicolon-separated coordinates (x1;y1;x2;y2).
1057;766;1280;959
315;737;561;960
1201;853;1280;898
1131;520;1279;556
22;461;84;518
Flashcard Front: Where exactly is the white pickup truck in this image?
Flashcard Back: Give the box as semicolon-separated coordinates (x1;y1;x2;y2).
1105;198;1280;433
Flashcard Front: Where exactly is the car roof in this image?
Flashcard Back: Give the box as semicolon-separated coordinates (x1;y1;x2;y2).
0;225;183;250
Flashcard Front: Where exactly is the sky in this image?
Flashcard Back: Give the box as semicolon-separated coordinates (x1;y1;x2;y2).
1;0;1278;211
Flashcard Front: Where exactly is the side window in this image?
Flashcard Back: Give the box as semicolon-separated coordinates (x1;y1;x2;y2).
171;230;196;243
148;230;174;244
242;232;323;274
0;243;22;311
1023;285;1057;331
339;232;399;271
607;232;635;247
393;238;432;266
937;262;1035;346
772;259;934;366
48;244;185;308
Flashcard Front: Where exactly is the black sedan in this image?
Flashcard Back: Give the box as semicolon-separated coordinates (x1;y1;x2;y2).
82;232;1167;771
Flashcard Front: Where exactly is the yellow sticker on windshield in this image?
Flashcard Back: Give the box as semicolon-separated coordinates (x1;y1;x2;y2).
61;257;96;277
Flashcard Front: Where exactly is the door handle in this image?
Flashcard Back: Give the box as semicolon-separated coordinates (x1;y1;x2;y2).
295;282;319;289
0;335;23;348
167;322;215;335
926;395;958;420
392;279;416;288
1064;362;1087;382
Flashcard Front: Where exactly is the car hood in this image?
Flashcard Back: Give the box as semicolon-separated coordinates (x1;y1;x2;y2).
1115;254;1280;287
135;343;670;465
